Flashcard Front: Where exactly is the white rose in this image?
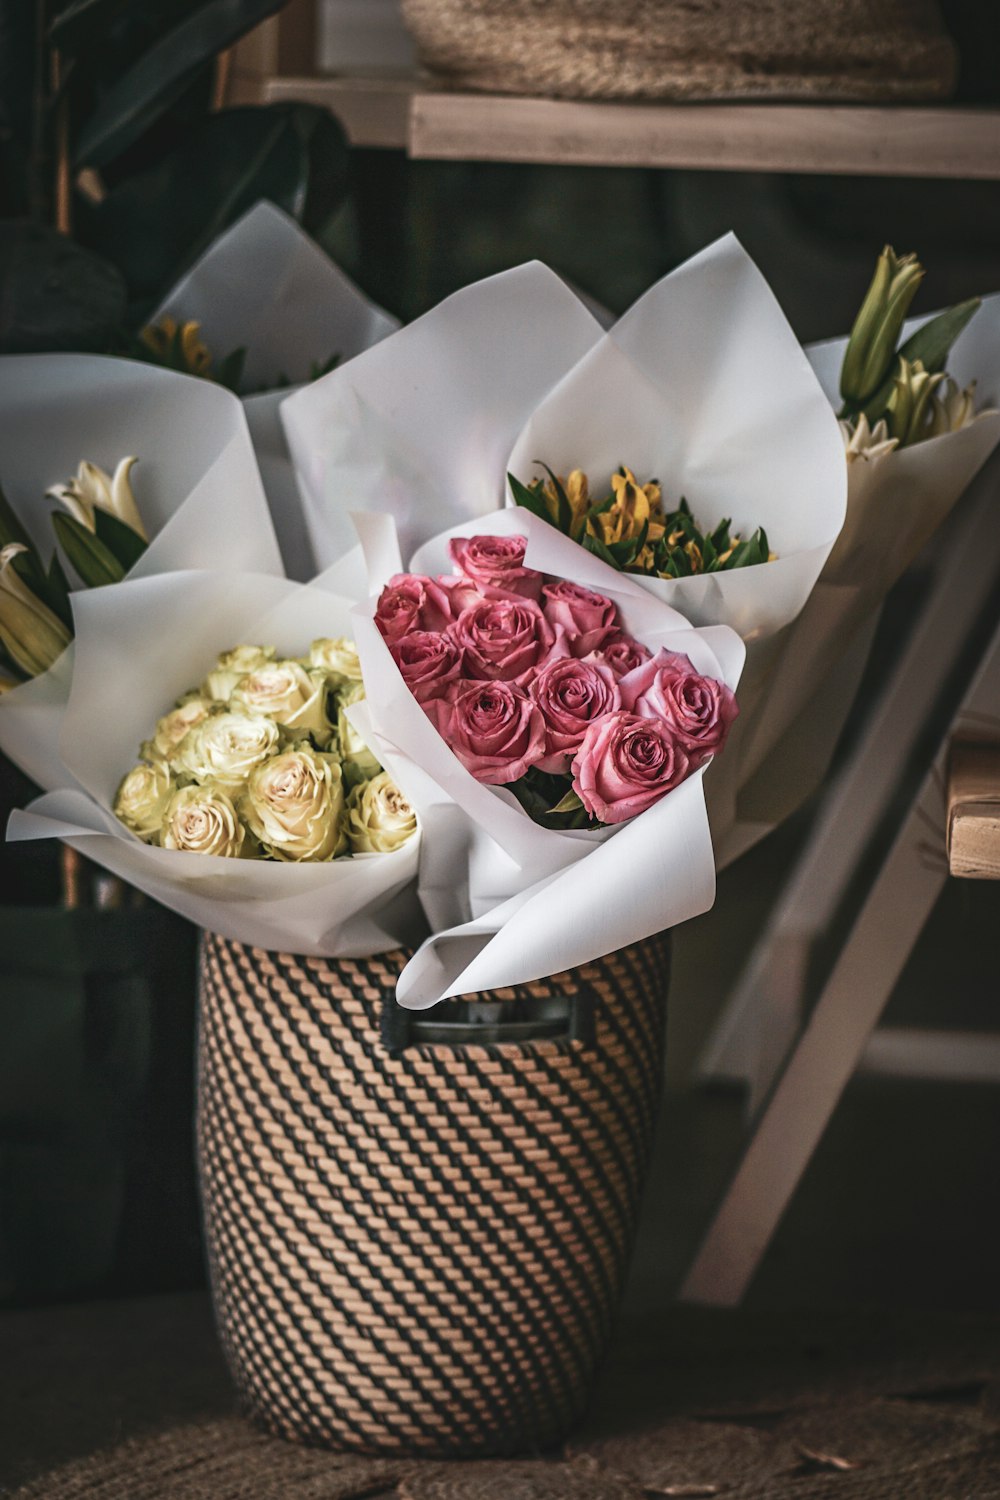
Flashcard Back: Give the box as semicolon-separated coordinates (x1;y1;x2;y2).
175;711;280;792
308;637;362;686
242;746;345;862
142;698;215;766
161;783;245;858
202;644;276;704
337;683;381;785
231;660;330;741
114;761;173;840
346;772;417;854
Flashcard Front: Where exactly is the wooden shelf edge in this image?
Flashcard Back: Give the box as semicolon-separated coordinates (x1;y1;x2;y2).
246;73;1000;177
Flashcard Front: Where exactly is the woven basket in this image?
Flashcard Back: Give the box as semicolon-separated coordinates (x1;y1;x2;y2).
196;932;669;1458
399;0;957;103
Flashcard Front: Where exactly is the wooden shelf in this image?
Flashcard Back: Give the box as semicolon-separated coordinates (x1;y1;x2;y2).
242;69;1000;178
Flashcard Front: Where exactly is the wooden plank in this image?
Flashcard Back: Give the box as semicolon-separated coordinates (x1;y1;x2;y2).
265;74;416;149
411;94;1000;178
948;740;1000;879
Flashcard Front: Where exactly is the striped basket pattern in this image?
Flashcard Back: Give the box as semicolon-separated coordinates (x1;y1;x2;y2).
196;932;669;1457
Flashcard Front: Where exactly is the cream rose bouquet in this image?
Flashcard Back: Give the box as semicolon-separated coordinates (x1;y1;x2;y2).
8;568;424;957
114;638;416;865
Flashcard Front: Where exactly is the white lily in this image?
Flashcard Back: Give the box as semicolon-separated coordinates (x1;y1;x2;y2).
839;412;899;465
928;377;983;438
0;543;72;679
47;456;148;542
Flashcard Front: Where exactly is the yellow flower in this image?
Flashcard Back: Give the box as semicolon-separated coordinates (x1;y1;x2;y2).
140;317;212;378
588;467;666;551
0;543;72;679
47;457;147;542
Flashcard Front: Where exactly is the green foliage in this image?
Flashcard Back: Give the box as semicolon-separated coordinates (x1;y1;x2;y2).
52;512;126;587
0;0;351;359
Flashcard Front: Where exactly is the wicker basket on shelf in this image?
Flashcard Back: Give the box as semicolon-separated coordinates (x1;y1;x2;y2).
197;930;669;1457
399;0;957;103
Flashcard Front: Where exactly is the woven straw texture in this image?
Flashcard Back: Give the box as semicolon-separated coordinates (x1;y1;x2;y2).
197;934;669;1459
399;0;957;102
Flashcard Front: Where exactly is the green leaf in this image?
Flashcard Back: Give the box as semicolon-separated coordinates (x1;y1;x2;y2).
49;0;133;56
92;507;147;572
582;532;621;570
52;513;125;588
78;106;349;307
0;481;34;553
45;553;74;632
0;221;126;354
548;789;584;816
73;0;288;168
507;471;552;525
214;345;247;393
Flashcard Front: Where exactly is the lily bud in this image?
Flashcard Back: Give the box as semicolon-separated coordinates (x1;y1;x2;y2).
47;456;147;542
885;357;945;448
840;246;924;407
927;377;979;438
0;544;72;679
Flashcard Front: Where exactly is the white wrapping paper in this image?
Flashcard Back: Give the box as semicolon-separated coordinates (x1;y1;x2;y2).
0;355;279;791
716;295;1000;864
350;507;745;1007
152;201;400;582
7;568;424;956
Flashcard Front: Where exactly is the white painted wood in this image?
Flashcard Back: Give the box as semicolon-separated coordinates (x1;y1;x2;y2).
698;456;1000;1105
680;615;1000;1308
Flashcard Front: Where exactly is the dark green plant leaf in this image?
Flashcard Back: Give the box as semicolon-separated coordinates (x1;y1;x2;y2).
49;0;139;57
535;462;573;533
92;507;147;571
73;0;288;169
46;553;74;631
214;345;247;392
78;105;349;307
508;471;552;525
0;221;126;353
581;532;619;568
52;512;125;587
0;482;34;553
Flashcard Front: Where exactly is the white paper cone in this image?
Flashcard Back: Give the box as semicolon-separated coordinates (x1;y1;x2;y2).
280;262;605;568
7;567;424;956
151;200;399;393
0;354;280;790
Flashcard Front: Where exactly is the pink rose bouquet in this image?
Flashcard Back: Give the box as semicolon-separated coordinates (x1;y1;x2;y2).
375;532;737;828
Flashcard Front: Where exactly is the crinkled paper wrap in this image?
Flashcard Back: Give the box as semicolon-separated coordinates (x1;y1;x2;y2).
7;568;424;957
153;201;400;581
715;295;1000;866
349;507;745;1008
0;355;279;792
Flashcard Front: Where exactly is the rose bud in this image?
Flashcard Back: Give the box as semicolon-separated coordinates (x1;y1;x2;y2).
542;579;618;656
160;783;245;858
529;656;621;773
449;597;560;685
584;631;652;679
242;746;345;861
346;772;418;854
621;648;738;767
448;534;543;602
374;574;453;642
572;710;690;824
425;681;545;784
389;629;463;703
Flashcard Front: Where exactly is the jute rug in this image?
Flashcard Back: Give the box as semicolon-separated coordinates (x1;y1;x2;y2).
11;1395;1000;1498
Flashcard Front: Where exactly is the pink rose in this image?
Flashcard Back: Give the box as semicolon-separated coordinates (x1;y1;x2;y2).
375;574;453;642
529;657;621;773
449;534;543;602
542;579;619;656
390;630;463;703
449;597;560;685
425;681;545;784
572;711;690;825
620;649;738;767
585;631;652;678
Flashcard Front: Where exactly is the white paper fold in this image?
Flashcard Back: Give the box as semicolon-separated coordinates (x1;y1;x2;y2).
0;354;279;791
7;567;425;956
351;508;745;1006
